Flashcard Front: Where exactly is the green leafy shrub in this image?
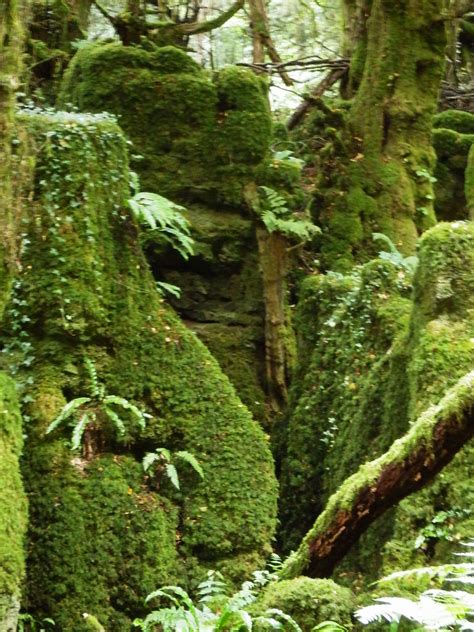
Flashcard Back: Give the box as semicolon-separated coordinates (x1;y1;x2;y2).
133;567;304;632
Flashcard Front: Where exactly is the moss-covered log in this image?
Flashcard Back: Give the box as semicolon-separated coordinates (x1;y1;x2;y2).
280;370;474;579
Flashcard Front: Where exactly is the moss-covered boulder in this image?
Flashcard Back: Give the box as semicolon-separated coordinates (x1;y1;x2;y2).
278;222;474;582
5;109;277;629
59;42;272;206
0;374;27;631
431;110;474;221
57;42;280;422
253;577;355;631
277;259;412;555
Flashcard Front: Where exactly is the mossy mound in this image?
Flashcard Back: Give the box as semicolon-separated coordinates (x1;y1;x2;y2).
433;109;474;134
278;222;474;583
278;260;412;554
59;42;272;206
5;109;277;629
253;577;355;631
0;374;27;631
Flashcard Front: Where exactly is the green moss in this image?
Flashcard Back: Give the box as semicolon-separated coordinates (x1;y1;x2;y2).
433;109;474;134
465;144;474;219
0;373;27;629
280;221;474;584
253;577;355;630
278;260;412;553
59;42;273;206
7;110;277;627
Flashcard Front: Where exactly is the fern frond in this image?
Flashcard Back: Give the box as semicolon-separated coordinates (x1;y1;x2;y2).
378;562;474;585
46;397;91;435
265;608;303;631
84;357;101;398
104;406;126;436
154;447;172;462
175;451;204;479
71;412;91;450
165;463;180;490
197;570;228;604
103;396;146;429
143;452;160;472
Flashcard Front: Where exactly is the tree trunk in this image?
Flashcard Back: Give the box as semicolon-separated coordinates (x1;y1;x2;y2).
280;370;474;579
318;0;446;270
0;0;23;312
256;227;289;413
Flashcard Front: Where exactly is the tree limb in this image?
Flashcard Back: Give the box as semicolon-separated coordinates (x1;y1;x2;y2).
279;370;474;580
286;66;348;130
175;0;244;36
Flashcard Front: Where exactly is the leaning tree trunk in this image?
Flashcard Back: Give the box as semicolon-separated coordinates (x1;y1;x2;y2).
279;369;474;579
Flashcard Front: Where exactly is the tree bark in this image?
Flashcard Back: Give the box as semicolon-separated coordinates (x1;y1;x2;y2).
256;227;289;413
247;0;293;86
0;0;23;313
280;370;474;579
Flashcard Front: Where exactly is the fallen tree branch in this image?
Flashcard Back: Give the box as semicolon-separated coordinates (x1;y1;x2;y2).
279;370;474;580
286;66;347;130
237;56;349;73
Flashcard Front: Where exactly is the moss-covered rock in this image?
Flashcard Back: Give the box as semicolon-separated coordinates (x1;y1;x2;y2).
253;577;355;631
59;42;272;207
0;373;27;631
433;109;474;134
278;260;412;554
5;109;278;629
278;222;474;584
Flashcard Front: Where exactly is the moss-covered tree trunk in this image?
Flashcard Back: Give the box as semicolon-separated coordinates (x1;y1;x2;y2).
0;376;28;630
0;2;28;628
0;0;23;309
256;227;289;412
320;0;446;270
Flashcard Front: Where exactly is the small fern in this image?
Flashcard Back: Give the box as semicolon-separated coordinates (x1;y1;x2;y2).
134;560;302;631
46;357;148;457
143;448;204;491
259;186;320;243
372;232;418;274
128;190;194;260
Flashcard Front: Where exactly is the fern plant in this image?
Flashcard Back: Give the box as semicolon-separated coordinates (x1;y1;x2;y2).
128;184;194;260
355;542;474;631
133;567;303;632
46;357;147;458
258;186;320;243
143;448;204;491
372;232;418;274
